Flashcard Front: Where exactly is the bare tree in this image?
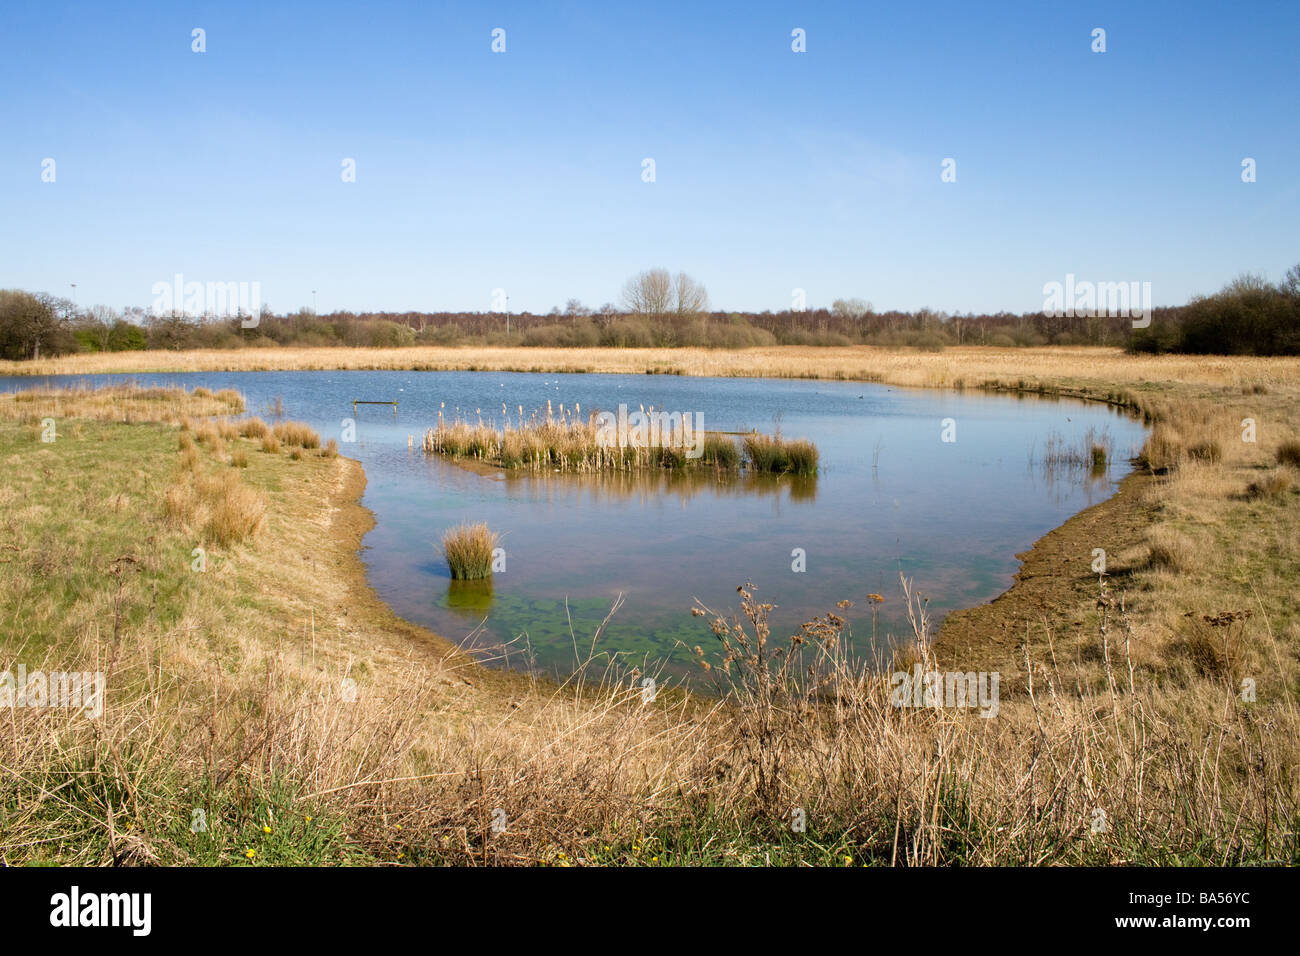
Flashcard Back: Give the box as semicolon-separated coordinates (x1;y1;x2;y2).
831;297;872;320
1280;263;1300;297
621;269;708;317
621;268;674;315
673;272;709;316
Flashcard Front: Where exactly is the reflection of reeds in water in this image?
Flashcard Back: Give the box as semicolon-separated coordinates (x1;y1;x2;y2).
422;406;817;475
497;462;818;504
446;577;494;616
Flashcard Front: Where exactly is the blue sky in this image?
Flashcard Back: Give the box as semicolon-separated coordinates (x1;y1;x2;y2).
1;0;1296;315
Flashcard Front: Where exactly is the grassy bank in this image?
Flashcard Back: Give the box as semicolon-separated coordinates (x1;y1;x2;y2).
2;351;1299;865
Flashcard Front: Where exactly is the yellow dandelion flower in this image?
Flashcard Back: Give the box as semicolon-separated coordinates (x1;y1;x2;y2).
262;825;272;834
244;848;255;859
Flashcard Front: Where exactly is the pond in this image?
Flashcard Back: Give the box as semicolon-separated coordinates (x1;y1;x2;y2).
2;370;1147;685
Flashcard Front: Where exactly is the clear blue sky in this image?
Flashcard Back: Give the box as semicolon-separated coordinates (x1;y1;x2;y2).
1;0;1296;315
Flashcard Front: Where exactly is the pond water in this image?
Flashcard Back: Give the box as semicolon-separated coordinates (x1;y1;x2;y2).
2;370;1147;685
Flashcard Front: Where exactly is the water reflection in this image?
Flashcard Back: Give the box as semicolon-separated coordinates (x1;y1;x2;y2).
491;463;818;505
445;577;495;619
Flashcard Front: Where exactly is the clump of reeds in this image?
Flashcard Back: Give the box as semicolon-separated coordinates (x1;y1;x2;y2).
701;432;740;468
194;422;224;455
1037;426;1114;476
273;420;320;449
742;433;819;476
164;453;267;545
1276;440;1300;468
1139;423;1184;473
200;471;267;546
261;434;282;454
214;389;244;412
321;438;339;459
239;417;271;440
442;522;499;580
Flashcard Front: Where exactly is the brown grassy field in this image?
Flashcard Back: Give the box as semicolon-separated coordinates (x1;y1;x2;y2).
2;348;1298;865
4;343;1298;393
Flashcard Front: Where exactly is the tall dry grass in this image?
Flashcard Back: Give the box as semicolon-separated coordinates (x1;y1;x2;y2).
0;383;244;424
4;568;1293;865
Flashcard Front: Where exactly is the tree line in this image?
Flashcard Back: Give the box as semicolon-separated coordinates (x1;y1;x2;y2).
3;266;1297;360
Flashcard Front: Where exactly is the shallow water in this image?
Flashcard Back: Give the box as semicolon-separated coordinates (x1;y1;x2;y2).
2;370;1146;685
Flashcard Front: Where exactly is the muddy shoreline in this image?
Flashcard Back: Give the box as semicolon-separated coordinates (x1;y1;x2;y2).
933;468;1154;686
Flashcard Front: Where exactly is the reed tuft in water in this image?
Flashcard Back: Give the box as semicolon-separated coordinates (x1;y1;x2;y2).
442;522;500;580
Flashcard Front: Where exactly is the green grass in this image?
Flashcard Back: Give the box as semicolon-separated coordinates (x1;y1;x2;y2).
0;421;195;658
742;433;820;476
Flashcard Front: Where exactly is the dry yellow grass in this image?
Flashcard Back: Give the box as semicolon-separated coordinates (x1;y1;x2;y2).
272;420;321;449
3;344;1298;393
0;382;244;423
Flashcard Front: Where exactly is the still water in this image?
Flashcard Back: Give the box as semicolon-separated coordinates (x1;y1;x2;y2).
3;370;1146;683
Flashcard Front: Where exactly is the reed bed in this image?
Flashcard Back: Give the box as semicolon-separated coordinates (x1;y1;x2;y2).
423;406;817;475
1032;425;1115;476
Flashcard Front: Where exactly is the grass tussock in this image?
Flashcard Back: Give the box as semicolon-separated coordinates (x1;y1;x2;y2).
273;420;321;449
1276;440;1300;468
441;522;499;580
166;464;267;547
1138;423;1183;473
261;434;282;454
202;471;267;546
1145;526;1196;572
239;417;271;439
1245;469;1293;501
